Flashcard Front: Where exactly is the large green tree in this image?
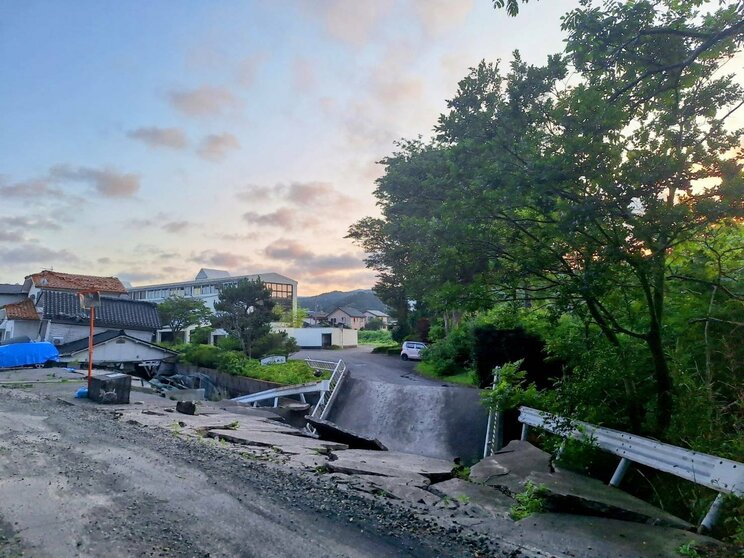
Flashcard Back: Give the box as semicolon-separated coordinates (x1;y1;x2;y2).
157;297;211;341
212;279;276;359
350;0;743;435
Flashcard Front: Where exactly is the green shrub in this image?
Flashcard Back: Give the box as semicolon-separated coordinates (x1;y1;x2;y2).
421;321;473;377
181;344;222;368
252;332;299;359
189;326;212;345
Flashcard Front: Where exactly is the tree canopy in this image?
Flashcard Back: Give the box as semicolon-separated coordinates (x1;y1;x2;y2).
157;296;211;341
211;279;276;359
349;0;743;436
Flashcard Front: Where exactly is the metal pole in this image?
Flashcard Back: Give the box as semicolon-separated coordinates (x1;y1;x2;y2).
699;493;725;533
520;423;530;441
87;306;95;388
493;367;503;452
609;457;632;487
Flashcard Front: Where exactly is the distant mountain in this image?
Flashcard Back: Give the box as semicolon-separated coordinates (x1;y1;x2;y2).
298;289;388;314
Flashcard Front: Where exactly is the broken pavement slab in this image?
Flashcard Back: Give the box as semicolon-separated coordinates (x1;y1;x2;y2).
470;439;552;493
207;428;348;455
305;416;388;451
326;450;455;483
526;470;692;530
429;478;513;518
503;513;722;558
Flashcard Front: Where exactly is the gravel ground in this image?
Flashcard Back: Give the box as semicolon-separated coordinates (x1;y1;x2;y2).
0;388;513;558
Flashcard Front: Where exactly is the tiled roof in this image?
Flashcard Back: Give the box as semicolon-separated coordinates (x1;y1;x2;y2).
38;290;161;331
28;271;127;294
2;299;40;321
334;306;366;318
57;329;178;357
365;310;390;318
0;284;26;295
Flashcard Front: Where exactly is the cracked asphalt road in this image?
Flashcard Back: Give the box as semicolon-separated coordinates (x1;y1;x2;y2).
0;388;500;558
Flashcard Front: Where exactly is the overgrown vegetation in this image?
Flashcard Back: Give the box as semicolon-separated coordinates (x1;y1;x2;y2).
358;329;395;346
510;481;548;521
348;0;744;541
179;344;324;385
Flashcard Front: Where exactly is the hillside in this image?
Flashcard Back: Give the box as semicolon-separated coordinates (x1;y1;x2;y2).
298;289;388;314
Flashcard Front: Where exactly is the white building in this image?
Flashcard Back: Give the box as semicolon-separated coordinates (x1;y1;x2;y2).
127;268;298;342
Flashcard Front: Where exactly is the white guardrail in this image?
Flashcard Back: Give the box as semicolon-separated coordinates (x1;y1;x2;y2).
516;406;744;532
307;358;348;421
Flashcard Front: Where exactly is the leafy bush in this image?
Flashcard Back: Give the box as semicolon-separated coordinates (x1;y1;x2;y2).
363;318;385;331
420;321;474;377
189;326;212;345
181;344;222;369
252;332;299;359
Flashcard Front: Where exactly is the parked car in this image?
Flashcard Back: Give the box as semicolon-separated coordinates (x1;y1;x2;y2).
400;341;427;361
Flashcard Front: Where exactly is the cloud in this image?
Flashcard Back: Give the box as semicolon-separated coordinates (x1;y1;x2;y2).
308;0;394;46
190;250;250;269
264;239;364;274
243;207;301;228
0;230;25;242
197;133;241;161
235;181;355;210
0;244;78;265
49;165;140;197
161;221;191;233
235;184;275;202
0;177;62;198
5;216;61;230
127;126;189;149
168;86;239;117
97;257;111;265
410;0;474;36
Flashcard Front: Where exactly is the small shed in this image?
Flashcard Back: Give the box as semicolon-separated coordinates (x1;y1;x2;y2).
57;330;178;376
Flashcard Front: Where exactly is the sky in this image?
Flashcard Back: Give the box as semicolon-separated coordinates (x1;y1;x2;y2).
0;0;578;295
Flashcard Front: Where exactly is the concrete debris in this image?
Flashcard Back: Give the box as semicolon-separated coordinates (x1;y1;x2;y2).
175;401;196;415
326;450;454;483
470;440;551;493
429;478;513;518
527;470;693;530
305;416;388;451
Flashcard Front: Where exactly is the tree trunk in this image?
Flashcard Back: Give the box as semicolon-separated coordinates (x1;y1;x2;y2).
647;327;673;436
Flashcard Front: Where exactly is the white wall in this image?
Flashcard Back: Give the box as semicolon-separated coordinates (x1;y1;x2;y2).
0;320;41;341
46;323;153;345
66;337;173;363
278;327;357;348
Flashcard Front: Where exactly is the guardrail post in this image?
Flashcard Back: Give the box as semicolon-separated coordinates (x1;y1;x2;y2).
609;457;632;487
699;493;725;533
520;423;530;441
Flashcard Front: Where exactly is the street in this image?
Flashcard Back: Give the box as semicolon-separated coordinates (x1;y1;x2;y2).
0;387;491;558
293;346;465;388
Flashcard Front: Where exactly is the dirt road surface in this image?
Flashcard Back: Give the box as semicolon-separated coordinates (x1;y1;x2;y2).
0;388;500;558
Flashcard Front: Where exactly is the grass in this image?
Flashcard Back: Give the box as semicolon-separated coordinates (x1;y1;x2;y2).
416;361;476;386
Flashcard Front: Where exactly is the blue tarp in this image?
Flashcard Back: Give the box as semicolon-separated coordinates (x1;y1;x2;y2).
0;342;60;369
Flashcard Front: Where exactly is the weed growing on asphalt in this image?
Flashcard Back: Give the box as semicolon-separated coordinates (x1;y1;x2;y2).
452;465;470;480
677;542;700;557
457;495;471;504
510;481;547;520
226;420;240;430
